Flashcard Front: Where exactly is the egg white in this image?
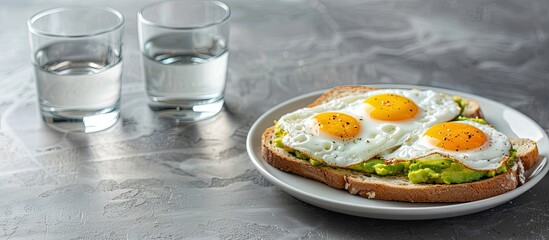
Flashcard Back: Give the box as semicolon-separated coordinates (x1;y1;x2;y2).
277;89;461;167
379;120;511;170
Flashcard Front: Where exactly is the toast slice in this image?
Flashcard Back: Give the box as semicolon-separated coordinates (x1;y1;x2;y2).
308;86;483;118
261;86;540;202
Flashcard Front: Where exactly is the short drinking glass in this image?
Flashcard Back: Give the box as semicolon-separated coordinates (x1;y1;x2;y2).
28;7;124;133
138;0;230;121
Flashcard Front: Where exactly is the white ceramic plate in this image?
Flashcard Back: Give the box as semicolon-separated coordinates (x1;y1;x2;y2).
246;84;548;220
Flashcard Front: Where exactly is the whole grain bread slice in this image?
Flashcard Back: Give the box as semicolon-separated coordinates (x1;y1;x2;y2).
260;86;540;203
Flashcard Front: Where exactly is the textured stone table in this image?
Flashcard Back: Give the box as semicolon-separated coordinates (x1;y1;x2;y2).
1;0;548;239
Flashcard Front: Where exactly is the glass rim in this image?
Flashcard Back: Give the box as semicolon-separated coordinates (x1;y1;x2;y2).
138;0;231;30
27;6;125;38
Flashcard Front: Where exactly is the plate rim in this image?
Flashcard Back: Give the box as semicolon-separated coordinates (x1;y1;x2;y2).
246;84;549;219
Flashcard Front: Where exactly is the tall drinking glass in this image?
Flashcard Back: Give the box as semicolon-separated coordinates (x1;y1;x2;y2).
28;7;124;133
138;0;230;121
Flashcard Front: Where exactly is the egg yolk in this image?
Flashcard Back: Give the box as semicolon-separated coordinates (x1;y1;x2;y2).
364;94;419;121
423;122;488;152
313;112;360;140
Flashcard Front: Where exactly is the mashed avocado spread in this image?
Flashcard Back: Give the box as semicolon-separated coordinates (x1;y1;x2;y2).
273;98;516;185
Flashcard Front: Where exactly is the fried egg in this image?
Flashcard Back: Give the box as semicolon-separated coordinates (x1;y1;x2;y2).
380;120;511;170
277;89;461;167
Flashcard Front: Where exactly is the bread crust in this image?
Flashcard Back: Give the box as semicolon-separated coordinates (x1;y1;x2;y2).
308;86;379;108
261;86;540;203
510;138;539;170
